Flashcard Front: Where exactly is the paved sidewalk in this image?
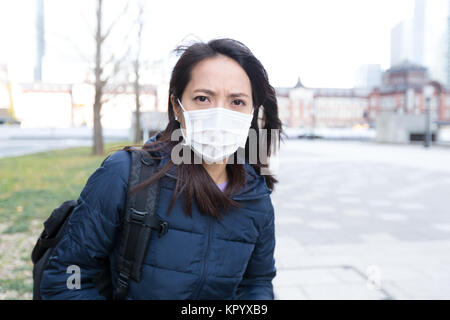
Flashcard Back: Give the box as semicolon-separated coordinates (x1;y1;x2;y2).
0;127;129;159
0;139;92;159
271;139;450;299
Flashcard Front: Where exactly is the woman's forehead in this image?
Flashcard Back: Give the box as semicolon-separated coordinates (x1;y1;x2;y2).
187;55;252;94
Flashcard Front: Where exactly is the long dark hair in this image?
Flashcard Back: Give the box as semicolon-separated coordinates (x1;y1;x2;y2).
114;38;284;220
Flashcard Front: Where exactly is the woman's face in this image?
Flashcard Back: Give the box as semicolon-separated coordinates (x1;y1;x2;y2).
172;54;253;130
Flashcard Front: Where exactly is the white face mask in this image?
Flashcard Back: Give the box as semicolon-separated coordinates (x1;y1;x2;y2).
176;98;254;163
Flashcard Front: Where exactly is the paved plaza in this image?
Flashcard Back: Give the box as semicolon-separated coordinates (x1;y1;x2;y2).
2;135;449;299
271;139;450;299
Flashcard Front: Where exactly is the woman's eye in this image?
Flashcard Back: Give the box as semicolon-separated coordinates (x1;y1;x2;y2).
232;99;245;106
194;96;208;102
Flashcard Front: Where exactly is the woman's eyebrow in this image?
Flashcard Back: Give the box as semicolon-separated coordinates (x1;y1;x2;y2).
193;89;249;98
230;92;249;98
193;89;215;95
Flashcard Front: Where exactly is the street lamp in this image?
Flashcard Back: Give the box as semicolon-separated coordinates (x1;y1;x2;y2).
423;84;434;148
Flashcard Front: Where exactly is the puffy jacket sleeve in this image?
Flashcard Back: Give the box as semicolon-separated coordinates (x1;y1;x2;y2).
236;197;276;300
39;151;130;300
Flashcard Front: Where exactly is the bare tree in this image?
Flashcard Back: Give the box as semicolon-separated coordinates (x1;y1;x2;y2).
45;0;134;155
133;1;145;144
92;0;130;155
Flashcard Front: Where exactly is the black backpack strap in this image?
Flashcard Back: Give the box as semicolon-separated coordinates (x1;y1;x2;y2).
114;148;169;300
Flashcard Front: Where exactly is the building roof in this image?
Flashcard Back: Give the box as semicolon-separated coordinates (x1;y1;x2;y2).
386;60;427;74
376;83;424;94
313;87;371;98
294;77;304;88
20;83;73;93
18;82;157;95
103;83;157;95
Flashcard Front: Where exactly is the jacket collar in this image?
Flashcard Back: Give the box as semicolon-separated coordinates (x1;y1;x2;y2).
144;131;271;201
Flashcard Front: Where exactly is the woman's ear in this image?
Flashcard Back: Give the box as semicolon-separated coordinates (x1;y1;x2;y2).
170;94;180;120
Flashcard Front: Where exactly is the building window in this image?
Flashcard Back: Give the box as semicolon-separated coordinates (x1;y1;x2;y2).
415;96;421;108
381;96;395;110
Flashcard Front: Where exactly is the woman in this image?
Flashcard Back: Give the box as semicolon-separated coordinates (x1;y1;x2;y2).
40;38;283;300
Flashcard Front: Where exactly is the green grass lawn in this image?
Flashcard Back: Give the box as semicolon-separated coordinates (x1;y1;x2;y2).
0;140;135;299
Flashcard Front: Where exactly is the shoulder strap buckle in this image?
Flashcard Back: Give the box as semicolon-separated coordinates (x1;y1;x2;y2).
129;208;147;224
158;221;169;237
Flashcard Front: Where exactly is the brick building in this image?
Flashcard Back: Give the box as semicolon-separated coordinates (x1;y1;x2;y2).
277;78;370;129
367;61;450;126
277;61;450;130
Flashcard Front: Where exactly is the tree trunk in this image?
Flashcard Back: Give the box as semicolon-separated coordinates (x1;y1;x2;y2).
133;5;144;144
93;0;104;156
93;84;104;155
134;60;142;144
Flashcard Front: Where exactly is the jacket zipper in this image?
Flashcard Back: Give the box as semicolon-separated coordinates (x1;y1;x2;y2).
193;218;213;299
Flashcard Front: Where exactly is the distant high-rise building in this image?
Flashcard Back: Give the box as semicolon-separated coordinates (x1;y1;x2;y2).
447;0;450;87
390;0;424;67
34;0;45;82
390;0;423;67
355;64;382;89
391;21;406;67
391;0;450;87
412;0;426;65
391;20;414;67
423;0;449;87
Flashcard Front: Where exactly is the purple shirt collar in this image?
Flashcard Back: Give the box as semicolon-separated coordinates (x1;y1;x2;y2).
216;180;228;192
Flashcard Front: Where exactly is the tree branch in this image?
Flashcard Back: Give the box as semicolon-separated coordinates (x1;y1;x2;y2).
101;0;130;43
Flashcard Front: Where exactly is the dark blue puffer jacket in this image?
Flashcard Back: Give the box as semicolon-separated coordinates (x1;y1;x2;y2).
40;133;276;300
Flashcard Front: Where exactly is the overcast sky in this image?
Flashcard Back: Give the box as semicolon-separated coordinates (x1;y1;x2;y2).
0;0;415;88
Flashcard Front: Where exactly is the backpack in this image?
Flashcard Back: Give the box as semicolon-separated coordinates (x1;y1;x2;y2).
31;146;169;300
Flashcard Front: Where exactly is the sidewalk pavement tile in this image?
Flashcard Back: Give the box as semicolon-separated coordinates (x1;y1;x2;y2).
273;268;341;287
274;286;309;300
298;282;388;300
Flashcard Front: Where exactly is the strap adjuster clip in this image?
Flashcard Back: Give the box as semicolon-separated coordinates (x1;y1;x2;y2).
158;221;169;237
117;271;130;289
129;208;147;224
